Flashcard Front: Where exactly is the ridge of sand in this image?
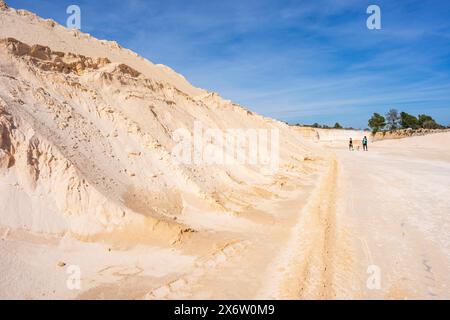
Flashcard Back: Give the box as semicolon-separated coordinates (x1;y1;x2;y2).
256;156;340;298
0;36;326;237
0;3;202;96
0;3;332;299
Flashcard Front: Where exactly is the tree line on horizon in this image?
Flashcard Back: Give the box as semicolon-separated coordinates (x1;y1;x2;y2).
296;122;355;130
368;109;446;134
293;109;447;132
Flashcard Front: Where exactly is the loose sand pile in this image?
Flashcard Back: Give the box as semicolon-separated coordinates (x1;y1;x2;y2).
0;2;330;299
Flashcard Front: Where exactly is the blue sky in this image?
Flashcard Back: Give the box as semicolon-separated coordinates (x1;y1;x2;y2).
7;0;450;128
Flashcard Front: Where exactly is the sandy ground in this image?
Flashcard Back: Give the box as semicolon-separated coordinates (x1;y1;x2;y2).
2;133;448;300
0;168;325;300
324;133;450;299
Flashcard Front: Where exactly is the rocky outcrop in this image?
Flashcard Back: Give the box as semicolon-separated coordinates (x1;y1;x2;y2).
373;128;450;141
1;38;113;75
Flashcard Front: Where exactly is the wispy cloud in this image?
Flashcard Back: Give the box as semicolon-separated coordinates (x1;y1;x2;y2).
8;0;450;128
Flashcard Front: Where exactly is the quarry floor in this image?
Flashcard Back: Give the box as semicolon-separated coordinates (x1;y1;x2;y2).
324;133;450;299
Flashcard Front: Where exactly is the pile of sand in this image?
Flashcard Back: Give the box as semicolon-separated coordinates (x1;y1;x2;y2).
0;3;326;249
0;2;333;299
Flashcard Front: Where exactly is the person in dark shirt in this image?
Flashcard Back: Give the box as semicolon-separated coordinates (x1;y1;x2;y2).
362;136;368;151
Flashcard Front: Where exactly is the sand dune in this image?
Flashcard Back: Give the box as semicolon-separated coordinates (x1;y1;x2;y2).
0;2;329;299
0;2;448;300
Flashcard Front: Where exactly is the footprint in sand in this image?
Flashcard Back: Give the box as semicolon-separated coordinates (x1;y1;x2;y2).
421;256;439;297
144;240;250;299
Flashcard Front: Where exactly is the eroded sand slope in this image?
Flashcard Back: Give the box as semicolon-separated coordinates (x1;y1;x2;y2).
0;2;330;299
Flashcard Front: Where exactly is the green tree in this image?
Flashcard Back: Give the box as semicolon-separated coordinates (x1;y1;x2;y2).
385;108;400;130
400;112;419;129
421;120;438;129
417;114;433;127
417;114;443;129
334;122;343;129
368;113;386;133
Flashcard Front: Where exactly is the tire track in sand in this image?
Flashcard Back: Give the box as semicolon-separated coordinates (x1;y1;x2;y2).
257;156;346;299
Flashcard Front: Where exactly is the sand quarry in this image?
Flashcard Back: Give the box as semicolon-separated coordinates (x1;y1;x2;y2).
0;2;449;299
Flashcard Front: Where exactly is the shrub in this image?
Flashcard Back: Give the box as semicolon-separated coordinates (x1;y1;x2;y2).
400;112;419;129
368;113;386;134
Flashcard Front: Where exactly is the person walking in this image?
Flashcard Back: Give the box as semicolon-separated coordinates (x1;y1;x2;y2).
362;136;368;151
349;138;354;151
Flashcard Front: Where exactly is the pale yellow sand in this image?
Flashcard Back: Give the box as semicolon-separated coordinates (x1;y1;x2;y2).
0;2;328;299
2;133;449;299
329;133;450;299
0;2;449;299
